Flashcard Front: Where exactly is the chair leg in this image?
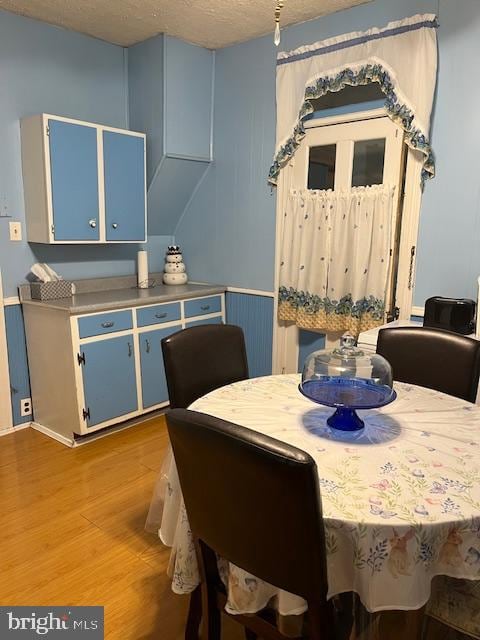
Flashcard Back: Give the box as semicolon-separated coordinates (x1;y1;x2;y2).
307;601;335;640
200;583;221;640
185;586;202;640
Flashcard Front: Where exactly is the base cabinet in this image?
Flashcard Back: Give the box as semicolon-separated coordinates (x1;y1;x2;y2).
22;291;225;444
81;335;138;427
139;325;182;409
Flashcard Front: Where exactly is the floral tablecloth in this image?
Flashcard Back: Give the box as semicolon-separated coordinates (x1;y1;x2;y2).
148;375;480;617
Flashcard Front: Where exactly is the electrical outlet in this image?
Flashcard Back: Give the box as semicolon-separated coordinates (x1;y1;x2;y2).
9;221;22;241
20;397;32;417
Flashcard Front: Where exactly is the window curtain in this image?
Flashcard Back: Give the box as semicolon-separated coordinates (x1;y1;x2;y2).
269;14;438;186
278;185;396;335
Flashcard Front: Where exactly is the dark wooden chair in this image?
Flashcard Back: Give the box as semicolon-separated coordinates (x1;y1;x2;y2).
166;408;337;640
161;324;249;410
161;324;249;638
376;326;480;402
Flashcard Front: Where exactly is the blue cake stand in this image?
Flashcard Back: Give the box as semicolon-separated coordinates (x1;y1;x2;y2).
299;377;396;431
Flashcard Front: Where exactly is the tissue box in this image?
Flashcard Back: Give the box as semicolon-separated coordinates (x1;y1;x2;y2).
30;281;73;301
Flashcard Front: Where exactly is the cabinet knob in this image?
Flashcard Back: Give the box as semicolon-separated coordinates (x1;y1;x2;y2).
111;223;118;229
89;219;97;229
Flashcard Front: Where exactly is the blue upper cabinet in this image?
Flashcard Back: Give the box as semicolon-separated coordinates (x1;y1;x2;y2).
164;36;214;161
49;120;100;242
20;114;146;244
103;131;146;242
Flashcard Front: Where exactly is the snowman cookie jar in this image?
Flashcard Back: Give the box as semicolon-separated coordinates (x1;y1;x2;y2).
163;246;188;285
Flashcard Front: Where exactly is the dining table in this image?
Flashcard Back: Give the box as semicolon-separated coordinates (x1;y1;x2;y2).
147;374;480;639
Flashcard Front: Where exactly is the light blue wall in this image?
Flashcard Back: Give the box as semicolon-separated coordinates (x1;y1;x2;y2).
415;0;480;304
0;10;170;298
177;0;480;310
175;33;277;291
0;11;172;424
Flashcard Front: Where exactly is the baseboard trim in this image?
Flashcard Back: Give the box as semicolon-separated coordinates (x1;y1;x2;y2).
0;421;31;437
30;409;168;448
227;287;275;298
31;422;75;447
71;409;168;447
4;296;20;306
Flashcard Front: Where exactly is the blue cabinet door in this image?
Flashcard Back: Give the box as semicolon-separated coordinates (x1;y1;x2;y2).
140;325;181;409
81;335;138;427
48;119;100;241
103;131;146;241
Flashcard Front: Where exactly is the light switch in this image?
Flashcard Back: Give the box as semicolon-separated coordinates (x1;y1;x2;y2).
9;221;22;241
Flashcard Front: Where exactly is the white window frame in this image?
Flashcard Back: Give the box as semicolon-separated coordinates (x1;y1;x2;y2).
272;108;424;374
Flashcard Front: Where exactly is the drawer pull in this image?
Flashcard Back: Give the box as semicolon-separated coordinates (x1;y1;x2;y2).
89;219;97;229
201;305;210;311
155;313;168;319
128;342;132;358
101;321;114;328
145;339;151;353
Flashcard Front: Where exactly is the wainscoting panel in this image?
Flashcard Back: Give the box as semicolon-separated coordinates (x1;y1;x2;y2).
298;330;326;373
4;305;31;426
226;292;273;379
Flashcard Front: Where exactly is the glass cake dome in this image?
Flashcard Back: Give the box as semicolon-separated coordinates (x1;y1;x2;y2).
299;334;396;431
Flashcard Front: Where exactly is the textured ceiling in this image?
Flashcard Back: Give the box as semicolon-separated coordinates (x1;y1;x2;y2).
0;0;371;49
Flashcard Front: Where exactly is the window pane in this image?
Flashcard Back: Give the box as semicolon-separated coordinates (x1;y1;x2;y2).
308;144;336;190
352;138;386;187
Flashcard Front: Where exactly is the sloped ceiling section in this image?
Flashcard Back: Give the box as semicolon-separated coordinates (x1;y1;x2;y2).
128;35;213;236
0;0;372;49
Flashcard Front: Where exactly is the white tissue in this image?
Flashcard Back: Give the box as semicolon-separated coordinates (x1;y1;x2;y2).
30;263;62;282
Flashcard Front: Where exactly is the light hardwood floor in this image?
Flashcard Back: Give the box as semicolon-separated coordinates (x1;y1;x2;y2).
0;418;459;640
0;417;196;639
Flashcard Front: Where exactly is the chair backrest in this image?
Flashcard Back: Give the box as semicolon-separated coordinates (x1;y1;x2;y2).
166;408;329;601
161;324;249;409
377;326;480;402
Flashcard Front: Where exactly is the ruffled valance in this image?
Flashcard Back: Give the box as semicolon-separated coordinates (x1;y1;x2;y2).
269;14;438;186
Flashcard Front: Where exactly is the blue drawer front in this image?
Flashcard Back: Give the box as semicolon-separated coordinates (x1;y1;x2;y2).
184;296;222;318
137;302;181;327
186;316;223;328
78;310;133;338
